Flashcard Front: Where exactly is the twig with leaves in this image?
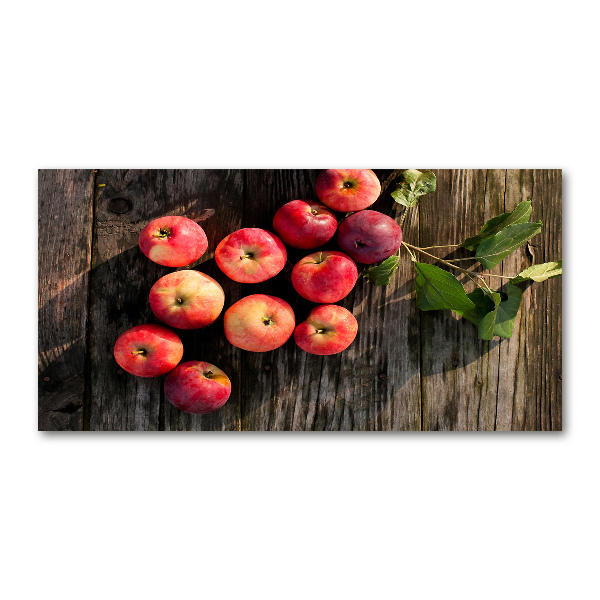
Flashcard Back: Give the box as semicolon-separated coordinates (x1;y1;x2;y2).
363;170;562;341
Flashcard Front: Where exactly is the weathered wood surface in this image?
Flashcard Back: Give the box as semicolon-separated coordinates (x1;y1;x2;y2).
38;170;94;430
38;169;562;430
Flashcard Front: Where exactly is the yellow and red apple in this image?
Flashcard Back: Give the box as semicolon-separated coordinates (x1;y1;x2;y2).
215;228;287;283
224;294;295;352
272;200;338;249
291;250;358;303
164;360;231;414
315;169;381;213
149;269;225;330
113;324;184;377
139;215;208;267
294;305;358;355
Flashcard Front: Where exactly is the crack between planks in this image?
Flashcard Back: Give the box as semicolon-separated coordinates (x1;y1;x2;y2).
493;170;509;430
82;169;98;431
418;192;424;431
310;356;326;431
530;171;541;429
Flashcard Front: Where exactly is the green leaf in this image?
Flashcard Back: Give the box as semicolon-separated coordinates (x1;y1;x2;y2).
478;293;502;340
475;222;542;269
453;287;496;326
492;285;522;338
510;260;562;284
363;256;401;286
454;285;523;340
391;169;437;208
414;262;475;312
461;201;533;251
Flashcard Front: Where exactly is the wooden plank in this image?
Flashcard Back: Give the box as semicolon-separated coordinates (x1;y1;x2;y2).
241;169;421;430
38;169;94;431
419;169;561;431
419;169;503;430
495;169;535;430
522;170;562;430
87;169;244;430
330;169;422;430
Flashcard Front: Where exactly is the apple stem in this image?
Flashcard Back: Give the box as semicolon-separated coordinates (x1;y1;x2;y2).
131;349;147;356
315;329;325;334
204;370;214;378
155;228;171;239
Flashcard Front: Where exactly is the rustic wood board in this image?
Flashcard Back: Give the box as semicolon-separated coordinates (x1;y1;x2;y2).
38;169;95;430
37;169;562;431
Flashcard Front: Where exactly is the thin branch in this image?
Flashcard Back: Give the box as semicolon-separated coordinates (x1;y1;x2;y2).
403;242;474;276
418;244;461;250
401;241;417;261
402;242;514;280
443;257;478;263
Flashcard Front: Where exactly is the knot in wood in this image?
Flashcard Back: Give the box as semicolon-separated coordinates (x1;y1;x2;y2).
108;197;132;214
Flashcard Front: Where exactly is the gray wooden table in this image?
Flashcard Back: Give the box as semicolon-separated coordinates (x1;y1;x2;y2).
38;169;562;430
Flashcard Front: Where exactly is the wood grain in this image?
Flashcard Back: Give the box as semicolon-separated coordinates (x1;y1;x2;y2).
418;169;562;430
524;170;562;430
418;170;501;430
37;169;562;431
38;169;94;430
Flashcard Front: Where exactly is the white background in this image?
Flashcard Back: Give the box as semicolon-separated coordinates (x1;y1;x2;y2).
1;1;597;599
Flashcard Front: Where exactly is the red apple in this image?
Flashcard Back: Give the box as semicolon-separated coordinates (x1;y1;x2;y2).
164;361;231;414
139;215;208;267
294;305;358;355
291;250;358;303
272;200;338;249
315;169;381;212
113;324;184;377
215;228;287;283
149;269;225;330
336;210;403;264
224;294;295;352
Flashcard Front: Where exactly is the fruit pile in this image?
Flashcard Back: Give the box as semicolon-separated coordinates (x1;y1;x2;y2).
113;169;402;415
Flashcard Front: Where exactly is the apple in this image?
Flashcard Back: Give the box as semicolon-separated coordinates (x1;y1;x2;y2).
291;250;358;303
113;324;184;377
272;200;338;249
149;269;225;330
224;294;295;352
336;210;403;264
215;228;287;283
315;169;381;212
164;360;232;414
139;215;208;267
294;305;358;355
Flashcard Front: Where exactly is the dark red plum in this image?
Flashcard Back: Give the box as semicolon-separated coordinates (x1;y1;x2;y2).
336;210;402;264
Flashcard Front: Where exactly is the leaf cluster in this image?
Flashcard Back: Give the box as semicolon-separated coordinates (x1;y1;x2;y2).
364;170;562;341
390;169;436;208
